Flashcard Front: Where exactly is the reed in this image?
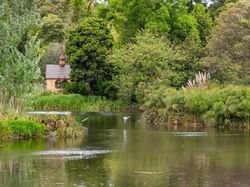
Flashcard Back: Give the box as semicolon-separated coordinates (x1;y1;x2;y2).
0;122;11;140
25;94;125;112
143;85;250;127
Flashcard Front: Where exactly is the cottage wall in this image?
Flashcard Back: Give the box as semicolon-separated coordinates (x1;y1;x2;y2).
46;79;62;92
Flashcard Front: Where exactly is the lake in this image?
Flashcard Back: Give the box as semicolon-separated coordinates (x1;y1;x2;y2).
0;113;250;187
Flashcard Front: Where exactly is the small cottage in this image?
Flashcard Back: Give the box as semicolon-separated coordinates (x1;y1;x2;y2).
45;52;71;92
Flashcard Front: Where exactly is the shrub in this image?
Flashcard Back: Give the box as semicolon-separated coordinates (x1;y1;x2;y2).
108;31;201;104
33;115;84;139
143;85;250;127
4;120;45;138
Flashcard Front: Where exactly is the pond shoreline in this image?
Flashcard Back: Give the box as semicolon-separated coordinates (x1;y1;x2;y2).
0;117;85;141
142;110;250;131
25;94;141;113
142;86;250;130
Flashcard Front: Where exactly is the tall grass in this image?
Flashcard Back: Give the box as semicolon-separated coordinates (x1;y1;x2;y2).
0;122;11;140
143;85;250;127
25;94;126;112
1;120;45;139
56;125;83;139
33;115;84;138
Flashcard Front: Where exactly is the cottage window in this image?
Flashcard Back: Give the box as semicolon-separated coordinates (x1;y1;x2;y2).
55;79;63;89
55;78;68;89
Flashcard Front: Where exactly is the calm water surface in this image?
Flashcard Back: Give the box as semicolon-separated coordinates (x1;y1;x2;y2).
0;113;250;187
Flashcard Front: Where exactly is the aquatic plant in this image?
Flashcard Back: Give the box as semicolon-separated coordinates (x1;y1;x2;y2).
143;85;250;127
33;115;85;139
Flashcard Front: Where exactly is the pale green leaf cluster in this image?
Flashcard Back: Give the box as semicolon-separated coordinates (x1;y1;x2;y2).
108;31;191;104
204;0;250;84
0;0;42;109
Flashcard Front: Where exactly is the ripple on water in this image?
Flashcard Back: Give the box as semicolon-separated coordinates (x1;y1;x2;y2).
171;132;208;137
133;171;163;175
32;150;112;160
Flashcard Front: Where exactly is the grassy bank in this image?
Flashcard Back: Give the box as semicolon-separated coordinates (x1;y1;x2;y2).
0;120;45;140
0;117;84;141
143;85;250;128
25;94;129;112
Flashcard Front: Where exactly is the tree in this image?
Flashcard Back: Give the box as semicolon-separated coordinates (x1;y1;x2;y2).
108;31;200;104
65;17;114;96
39;14;65;44
70;0;100;22
191;3;213;46
99;0;167;43
33;0;71;18
208;0;238;16
145;5;171;34
170;12;200;45
98;0;212;45
203;0;250;84
0;0;42;109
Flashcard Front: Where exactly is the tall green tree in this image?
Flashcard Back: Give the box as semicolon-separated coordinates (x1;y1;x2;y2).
97;0;212;45
108;31;200;104
39;14;65;44
191;3;213;46
98;0;167;43
204;0;250;84
65;17;114;96
70;0;100;21
0;0;42;109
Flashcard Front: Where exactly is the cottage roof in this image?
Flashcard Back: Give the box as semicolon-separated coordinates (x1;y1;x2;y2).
45;64;71;79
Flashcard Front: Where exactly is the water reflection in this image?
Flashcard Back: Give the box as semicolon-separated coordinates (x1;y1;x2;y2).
0;113;250;187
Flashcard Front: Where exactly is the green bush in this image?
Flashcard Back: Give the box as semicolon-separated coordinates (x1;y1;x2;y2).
143;85;250;127
4;120;45;138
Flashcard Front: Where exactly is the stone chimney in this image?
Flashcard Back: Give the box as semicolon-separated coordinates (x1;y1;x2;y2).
59;44;65;67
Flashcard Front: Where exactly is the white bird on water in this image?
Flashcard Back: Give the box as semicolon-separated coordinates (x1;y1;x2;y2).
123;116;130;123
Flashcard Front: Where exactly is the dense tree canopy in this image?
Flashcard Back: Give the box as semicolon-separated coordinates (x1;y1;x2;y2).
65;17;114;96
109;31;174;103
0;0;41;108
39;14;65;43
204;0;250;84
97;0;213;45
33;0;71;18
108;31;201;103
